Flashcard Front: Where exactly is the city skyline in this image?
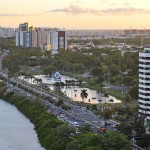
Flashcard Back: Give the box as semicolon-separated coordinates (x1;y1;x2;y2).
1;0;150;29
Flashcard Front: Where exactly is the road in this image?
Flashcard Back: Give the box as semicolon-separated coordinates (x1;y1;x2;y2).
0;50;118;134
6;77;118;134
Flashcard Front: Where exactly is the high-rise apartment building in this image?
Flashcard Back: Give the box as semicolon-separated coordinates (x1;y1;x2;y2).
139;47;150;124
19;22;28;32
30;28;38;47
16;23;67;52
58;31;67;49
19;32;30;48
48;29;67;51
16;23;30;47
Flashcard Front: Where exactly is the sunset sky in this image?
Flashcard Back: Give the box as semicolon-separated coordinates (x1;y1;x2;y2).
0;0;150;29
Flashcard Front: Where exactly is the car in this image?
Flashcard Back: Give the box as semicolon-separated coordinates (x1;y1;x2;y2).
64;117;69;122
72;122;80;127
106;121;112;125
81;107;86;111
97;127;107;133
59;114;65;118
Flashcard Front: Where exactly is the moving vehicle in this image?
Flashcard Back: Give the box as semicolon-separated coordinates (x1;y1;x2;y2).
97;127;107;133
72;122;80;127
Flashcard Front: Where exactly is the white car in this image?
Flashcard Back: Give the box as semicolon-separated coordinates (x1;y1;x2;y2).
72;122;80;127
59;114;65;118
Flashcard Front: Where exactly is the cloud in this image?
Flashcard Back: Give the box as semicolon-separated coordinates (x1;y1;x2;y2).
101;7;150;15
122;3;130;6
0;14;28;17
0;13;43;17
49;4;102;14
49;5;150;15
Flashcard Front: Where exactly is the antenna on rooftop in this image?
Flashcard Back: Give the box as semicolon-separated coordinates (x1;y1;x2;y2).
141;35;144;47
141;27;145;47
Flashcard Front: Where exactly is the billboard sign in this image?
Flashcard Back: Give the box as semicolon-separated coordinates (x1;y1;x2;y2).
54;71;61;82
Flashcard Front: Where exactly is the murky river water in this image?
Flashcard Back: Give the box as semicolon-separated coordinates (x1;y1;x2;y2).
0;99;45;150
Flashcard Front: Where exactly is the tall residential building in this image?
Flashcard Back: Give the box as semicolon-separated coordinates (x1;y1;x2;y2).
30;28;37;47
19;32;30;48
48;29;67;51
139;47;150;124
19;22;28;32
16;23;67;51
15;31;20;46
16;23;30;47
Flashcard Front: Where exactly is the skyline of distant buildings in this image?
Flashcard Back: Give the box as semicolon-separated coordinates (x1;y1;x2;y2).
15;22;67;52
1;24;150;39
0;23;150;131
0;27;15;38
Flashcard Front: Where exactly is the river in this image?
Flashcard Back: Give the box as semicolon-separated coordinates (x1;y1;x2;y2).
0;99;45;150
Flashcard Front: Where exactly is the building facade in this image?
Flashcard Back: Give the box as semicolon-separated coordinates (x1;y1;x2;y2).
19;32;30;48
139;48;150;123
16;23;67;52
0;27;15;38
19;22;28;32
48;29;67;51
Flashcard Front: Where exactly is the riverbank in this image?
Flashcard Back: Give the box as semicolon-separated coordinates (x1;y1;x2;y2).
0;91;132;150
0;91;73;150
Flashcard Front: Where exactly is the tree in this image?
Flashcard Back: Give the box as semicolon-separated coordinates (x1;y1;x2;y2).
55;99;64;107
43;65;56;76
66;133;103;150
90;67;103;77
101;91;110;127
103;131;131;150
132;115;145;136
86;105;90;110
129;85;138;100
117;123;132;138
109;64;119;76
55;124;75;138
66;140;79;150
103;91;108;105
80;89;88;103
91;104;97;111
78;124;91;133
28;73;35;83
101;107;114;127
34;78;42;85
137;134;150;149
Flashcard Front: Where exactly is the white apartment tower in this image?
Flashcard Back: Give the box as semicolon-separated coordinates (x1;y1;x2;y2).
19;32;30;48
139;47;150;123
48;29;67;51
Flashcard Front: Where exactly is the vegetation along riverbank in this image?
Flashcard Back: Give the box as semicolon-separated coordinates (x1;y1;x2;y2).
0;81;131;150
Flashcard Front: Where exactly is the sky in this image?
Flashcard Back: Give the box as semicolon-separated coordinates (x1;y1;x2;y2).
0;0;150;29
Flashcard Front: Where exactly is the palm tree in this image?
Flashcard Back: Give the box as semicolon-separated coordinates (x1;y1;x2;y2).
104;92;108;106
29;74;35;84
80;89;88;103
34;78;42;85
102;91;109;127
